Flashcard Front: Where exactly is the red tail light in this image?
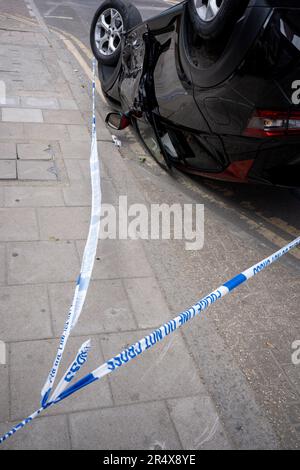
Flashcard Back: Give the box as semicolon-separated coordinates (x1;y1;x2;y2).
244;110;300;137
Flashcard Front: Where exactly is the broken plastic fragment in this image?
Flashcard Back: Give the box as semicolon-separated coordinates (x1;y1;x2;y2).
112;135;121;148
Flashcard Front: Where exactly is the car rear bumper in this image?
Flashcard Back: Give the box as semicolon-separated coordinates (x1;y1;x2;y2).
175;135;300;188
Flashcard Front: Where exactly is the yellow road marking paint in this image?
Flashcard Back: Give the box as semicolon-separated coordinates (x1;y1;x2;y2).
259;216;300;239
53;32;105;101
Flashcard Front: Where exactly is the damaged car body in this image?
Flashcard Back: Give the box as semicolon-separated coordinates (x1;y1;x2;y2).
91;0;300;187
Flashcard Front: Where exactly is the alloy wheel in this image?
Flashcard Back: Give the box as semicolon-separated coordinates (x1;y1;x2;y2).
193;0;224;22
95;8;124;56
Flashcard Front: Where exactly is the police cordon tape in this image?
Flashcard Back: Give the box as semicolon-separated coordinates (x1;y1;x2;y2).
1;240;299;444
0;58;299;444
40;58;101;409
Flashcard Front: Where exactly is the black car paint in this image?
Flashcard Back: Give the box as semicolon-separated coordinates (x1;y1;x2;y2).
98;0;300;187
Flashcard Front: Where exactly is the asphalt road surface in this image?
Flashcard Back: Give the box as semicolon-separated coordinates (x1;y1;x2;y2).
32;0;176;45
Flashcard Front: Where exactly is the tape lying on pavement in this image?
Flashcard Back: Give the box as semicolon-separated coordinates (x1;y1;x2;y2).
44;235;300;399
40;58;101;408
49;339;91;403
1;233;299;443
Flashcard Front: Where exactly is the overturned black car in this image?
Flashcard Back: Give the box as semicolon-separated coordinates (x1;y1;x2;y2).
90;0;300;187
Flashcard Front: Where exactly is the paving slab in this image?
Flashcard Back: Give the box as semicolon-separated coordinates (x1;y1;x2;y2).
58;98;78;110
0;367;9;422
23;123;69;141
0;123;24;140
4;186;64;207
82;111;113;141
21;77;64;94
167;395;232;450
59;141;90;159
43;109;84;125
76;239;153;280
0;415;71;450
0;244;5;285
18;90;71;100
38;206;90;240
0;160;17;179
69;402;182;450
64;158;109;180
10;336;112;420
17;160;57;181
67;125;90;141
124;277;171;329
2;97;21;107
62;182;92;207
2;108;43;123
0;31;49;47
0;285;52;342
99;330;204;405
7;241;80;285
0;142;17;159
63;159;88;180
0;208;38;241
49;279;137;336
2;45;42;63
17;143;53;160
21;96;59;109
63;180;117;206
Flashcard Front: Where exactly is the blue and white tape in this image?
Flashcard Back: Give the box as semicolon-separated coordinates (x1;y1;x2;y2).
0;233;299;444
41;57;101;407
50;339;91;402
53;235;300;396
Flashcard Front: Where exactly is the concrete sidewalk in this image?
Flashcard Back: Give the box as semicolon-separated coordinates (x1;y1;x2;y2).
0;12;299;450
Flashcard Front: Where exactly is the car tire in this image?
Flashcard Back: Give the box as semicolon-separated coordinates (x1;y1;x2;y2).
188;0;249;41
90;0;142;66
